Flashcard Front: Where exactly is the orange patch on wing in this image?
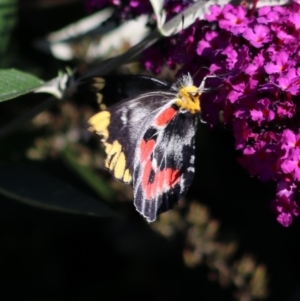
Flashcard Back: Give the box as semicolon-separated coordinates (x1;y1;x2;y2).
155;107;177;126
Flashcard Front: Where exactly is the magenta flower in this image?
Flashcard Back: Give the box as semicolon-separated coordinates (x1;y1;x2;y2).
222;44;238;70
244;52;265;76
285;77;300;95
274;194;299;227
288;12;300;30
205;5;224;22
276;28;296;45
239;138;281;181
264;51;292;74
276;101;296;119
271;68;300;95
243;24;271;48
281;129;300;151
250;98;275;125
281;148;300;181
272;181;300;226
197;31;225;57
233;120;255;150
219;6;249;34
257;8;280;24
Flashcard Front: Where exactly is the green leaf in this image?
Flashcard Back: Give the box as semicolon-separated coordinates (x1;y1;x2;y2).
0;163;117;218
0;0;17;57
61;146;115;202
0;69;44;102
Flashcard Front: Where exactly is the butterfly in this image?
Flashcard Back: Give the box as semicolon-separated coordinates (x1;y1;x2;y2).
86;73;211;222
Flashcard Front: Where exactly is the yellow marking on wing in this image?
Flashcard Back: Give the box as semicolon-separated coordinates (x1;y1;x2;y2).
104;143;115;168
100;104;107;110
92;77;106;90
103;141;112;154
175;85;201;114
103;140;132;183
123;168;132;183
96;92;103;104
88;111;110;140
114;152;126;179
107;140;122;169
89;110;132;182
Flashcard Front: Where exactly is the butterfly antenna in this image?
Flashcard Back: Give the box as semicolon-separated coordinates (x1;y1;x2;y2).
191;66;210;81
198;69;236;93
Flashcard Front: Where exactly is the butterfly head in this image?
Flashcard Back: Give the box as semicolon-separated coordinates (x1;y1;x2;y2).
174;73;201;114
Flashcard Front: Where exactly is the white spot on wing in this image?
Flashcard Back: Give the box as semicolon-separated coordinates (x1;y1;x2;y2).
152;158;158;172
120;110;127;125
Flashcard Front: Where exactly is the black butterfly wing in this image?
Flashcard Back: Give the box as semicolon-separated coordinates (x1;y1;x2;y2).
132;108;198;222
78;74;171;107
88;90;177;184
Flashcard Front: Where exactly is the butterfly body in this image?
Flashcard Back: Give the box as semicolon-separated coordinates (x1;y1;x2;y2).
88;73;204;222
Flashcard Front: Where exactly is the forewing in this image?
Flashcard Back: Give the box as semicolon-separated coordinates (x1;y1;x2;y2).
78;75;170;106
88;91;176;184
133;109;198;222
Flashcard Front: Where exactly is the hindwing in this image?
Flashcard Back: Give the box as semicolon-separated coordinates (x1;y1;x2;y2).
133;107;198;222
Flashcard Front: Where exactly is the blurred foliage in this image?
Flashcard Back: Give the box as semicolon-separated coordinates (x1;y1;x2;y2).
0;0;17;60
0;1;300;301
153;201;269;301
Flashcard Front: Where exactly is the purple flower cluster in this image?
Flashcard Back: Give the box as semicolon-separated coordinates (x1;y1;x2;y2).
143;2;300;227
87;0;300;226
201;3;300;227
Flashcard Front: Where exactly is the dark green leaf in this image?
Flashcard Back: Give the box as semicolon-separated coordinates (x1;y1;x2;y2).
0;163;117;218
61;147;115;202
0;0;17;57
0;69;44;102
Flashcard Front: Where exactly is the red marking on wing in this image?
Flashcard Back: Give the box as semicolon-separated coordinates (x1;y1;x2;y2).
139;139;156;162
142;160;153;192
155;107;177;126
142;160;180;200
139;131;180;200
